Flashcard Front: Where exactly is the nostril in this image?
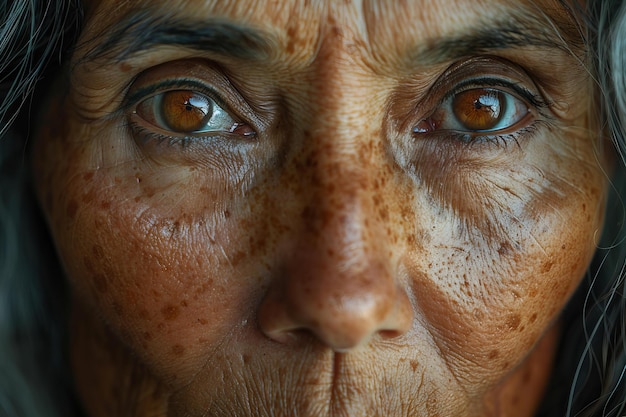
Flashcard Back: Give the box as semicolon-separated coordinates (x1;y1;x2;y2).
378;329;404;340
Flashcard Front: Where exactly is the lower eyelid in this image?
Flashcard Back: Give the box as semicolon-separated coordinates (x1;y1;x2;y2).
128;115;257;153
412;116;540;150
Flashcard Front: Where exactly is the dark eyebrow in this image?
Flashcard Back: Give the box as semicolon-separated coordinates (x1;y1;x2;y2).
415;11;586;65
80;6;585;70
80;10;272;64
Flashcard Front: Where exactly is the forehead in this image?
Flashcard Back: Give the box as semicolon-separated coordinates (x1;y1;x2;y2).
82;0;582;66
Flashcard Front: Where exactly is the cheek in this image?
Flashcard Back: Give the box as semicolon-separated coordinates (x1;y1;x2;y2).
400;129;607;387
32;111;277;386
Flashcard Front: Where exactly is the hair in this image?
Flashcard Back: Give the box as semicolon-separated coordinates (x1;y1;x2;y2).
0;0;625;416
536;0;626;416
0;0;82;416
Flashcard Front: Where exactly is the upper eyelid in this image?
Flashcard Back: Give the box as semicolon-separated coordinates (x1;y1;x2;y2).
412;56;551;112
440;78;549;110
123;79;230;113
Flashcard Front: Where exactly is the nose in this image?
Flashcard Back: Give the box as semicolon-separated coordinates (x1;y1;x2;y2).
258;164;414;352
258;39;413;351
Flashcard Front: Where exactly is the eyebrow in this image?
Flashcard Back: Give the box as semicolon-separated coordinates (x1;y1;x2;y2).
81;10;272;64
415;10;585;65
81;6;584;68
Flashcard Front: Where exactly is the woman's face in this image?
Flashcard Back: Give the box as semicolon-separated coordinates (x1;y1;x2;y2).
33;0;609;416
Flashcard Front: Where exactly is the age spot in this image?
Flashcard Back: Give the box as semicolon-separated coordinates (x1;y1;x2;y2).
506;314;521;330
171;344;185;356
161;304;180;321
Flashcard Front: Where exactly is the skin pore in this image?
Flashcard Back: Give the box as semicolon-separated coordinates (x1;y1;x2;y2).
32;0;610;416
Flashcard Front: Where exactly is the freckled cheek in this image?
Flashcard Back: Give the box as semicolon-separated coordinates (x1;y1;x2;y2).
402;153;607;387
35;139;278;387
55;193;270;385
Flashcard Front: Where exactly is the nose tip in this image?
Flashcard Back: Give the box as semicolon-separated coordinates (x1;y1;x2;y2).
258;251;414;351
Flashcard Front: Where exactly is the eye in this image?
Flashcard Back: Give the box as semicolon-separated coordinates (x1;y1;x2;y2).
414;87;531;136
134;90;254;136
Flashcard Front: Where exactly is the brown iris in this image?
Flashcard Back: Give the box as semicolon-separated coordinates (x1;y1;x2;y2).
159;90;212;133
452;89;505;131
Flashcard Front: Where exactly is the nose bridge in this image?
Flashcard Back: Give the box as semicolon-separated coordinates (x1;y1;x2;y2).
301;44;382;268
257;46;413;351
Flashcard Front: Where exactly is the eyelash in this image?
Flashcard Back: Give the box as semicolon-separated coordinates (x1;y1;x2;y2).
413;77;550;148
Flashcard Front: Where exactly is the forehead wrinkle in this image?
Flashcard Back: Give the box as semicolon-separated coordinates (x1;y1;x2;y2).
75;0;586;79
77;4;281;65
366;0;579;65
77;0;327;68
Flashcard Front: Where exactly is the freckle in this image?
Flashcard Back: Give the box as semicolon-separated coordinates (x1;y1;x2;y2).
138;309;149;319
198;318;208;325
541;260;554;273
410;360;419;372
66;199;78;219
157;322;165;330
529;313;537;323
83;172;94;181
142;331;152;341
119;62;132;72
497;242;512;256
100;201;110;210
223;210;231;218
198;337;208;344
378;207;389;221
180;300;188;307
488;350;499;359
171;344;185;356
161;304;180;320
506;314;521;330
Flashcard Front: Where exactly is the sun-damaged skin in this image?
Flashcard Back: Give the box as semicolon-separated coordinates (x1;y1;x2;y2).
33;0;610;416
